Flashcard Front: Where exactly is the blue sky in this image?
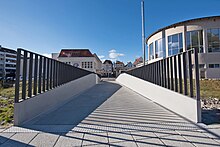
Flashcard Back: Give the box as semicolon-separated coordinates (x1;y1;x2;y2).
0;0;220;63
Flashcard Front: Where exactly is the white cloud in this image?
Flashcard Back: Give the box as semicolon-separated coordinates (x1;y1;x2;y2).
42;53;52;58
98;55;105;59
169;42;179;48
109;49;124;59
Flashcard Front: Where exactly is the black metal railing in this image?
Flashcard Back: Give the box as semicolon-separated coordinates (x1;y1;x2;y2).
126;48;200;100
15;48;92;103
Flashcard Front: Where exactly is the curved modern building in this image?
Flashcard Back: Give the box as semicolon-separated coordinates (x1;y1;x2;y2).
147;16;220;79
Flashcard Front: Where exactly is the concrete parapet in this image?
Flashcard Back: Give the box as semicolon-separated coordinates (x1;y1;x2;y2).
14;73;99;126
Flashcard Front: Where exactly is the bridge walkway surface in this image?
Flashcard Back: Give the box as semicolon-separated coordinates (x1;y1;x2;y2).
0;81;220;146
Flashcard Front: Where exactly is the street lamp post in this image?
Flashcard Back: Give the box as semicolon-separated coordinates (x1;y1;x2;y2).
141;0;146;66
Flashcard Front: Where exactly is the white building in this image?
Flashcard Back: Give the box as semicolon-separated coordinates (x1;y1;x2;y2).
0;46;17;79
147;16;220;79
57;49;102;73
102;60;113;77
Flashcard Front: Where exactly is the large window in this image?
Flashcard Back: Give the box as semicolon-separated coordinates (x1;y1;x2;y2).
187;30;203;53
155;38;164;58
82;62;93;68
207;28;220;52
149;43;154;60
209;64;220;68
168;33;183;56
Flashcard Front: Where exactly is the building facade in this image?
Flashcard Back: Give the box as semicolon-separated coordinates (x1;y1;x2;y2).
102;60;113;77
147;16;220;79
57;49;102;73
0;46;17;79
133;57;143;68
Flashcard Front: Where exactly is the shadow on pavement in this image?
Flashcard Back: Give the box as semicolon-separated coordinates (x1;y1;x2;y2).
22;81;122;134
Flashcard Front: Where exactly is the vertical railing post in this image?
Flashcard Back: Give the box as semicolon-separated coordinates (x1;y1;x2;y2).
53;60;56;88
178;54;182;94
33;54;38;95
163;59;167;88
28;52;33;98
22;50;27;100
194;48;201;122
167;58;170;89
15;49;21;103
46;58;49;90
174;55;178;92
43;57;46;92
38;56;42;93
188;51;193;97
183;52;188;95
161;60;164;87
170;57;174;90
50;59;53;89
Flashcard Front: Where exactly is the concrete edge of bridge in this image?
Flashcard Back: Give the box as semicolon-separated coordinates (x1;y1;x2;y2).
14;73;100;126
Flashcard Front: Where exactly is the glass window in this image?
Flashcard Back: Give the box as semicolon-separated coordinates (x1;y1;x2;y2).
149;43;154;60
186;30;203;53
209;64;220;68
209;64;214;68
155;38;164;58
168;33;183;56
215;64;220;68
199;64;205;68
207;28;220;52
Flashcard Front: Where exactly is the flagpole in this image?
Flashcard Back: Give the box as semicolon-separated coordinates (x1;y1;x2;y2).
141;0;146;66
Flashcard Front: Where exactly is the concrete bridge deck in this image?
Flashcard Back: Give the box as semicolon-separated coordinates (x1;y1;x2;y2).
0;81;220;146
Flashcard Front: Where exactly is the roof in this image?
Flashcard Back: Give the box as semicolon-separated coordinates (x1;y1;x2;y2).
0;46;17;54
116;61;124;64
146;15;220;42
103;60;113;64
93;53;102;63
133;57;143;65
58;49;94;57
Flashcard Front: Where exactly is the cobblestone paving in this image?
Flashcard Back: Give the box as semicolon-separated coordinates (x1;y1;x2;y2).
0;81;219;146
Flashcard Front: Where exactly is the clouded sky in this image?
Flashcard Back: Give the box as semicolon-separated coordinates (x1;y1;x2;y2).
0;0;220;63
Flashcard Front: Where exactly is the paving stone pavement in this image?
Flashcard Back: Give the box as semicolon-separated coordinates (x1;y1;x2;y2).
0;81;220;147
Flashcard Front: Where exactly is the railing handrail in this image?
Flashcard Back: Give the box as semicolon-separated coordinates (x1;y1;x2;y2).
126;48;200;100
15;48;94;103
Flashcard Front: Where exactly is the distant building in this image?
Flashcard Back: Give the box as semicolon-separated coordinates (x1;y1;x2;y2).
133;57;143;67
115;61;124;70
124;62;134;70
115;61;125;77
147;16;220;79
57;49;102;73
0;46;16;79
52;53;59;60
102;60;113;77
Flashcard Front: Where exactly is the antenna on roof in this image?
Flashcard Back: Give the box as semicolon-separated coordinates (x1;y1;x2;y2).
141;0;146;66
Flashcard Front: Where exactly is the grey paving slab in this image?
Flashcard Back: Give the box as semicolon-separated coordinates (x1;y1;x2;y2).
131;131;159;140
0;133;15;144
29;133;59;147
109;141;138;147
131;131;165;147
82;132;108;146
1;133;37;147
135;138;165;147
54;132;83;147
176;130;220;147
108;132;134;143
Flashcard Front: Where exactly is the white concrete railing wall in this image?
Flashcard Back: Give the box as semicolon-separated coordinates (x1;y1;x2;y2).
116;73;200;122
14;73;100;126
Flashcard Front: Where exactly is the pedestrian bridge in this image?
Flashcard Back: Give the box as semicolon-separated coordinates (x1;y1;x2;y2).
1;79;220;146
0;48;219;146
